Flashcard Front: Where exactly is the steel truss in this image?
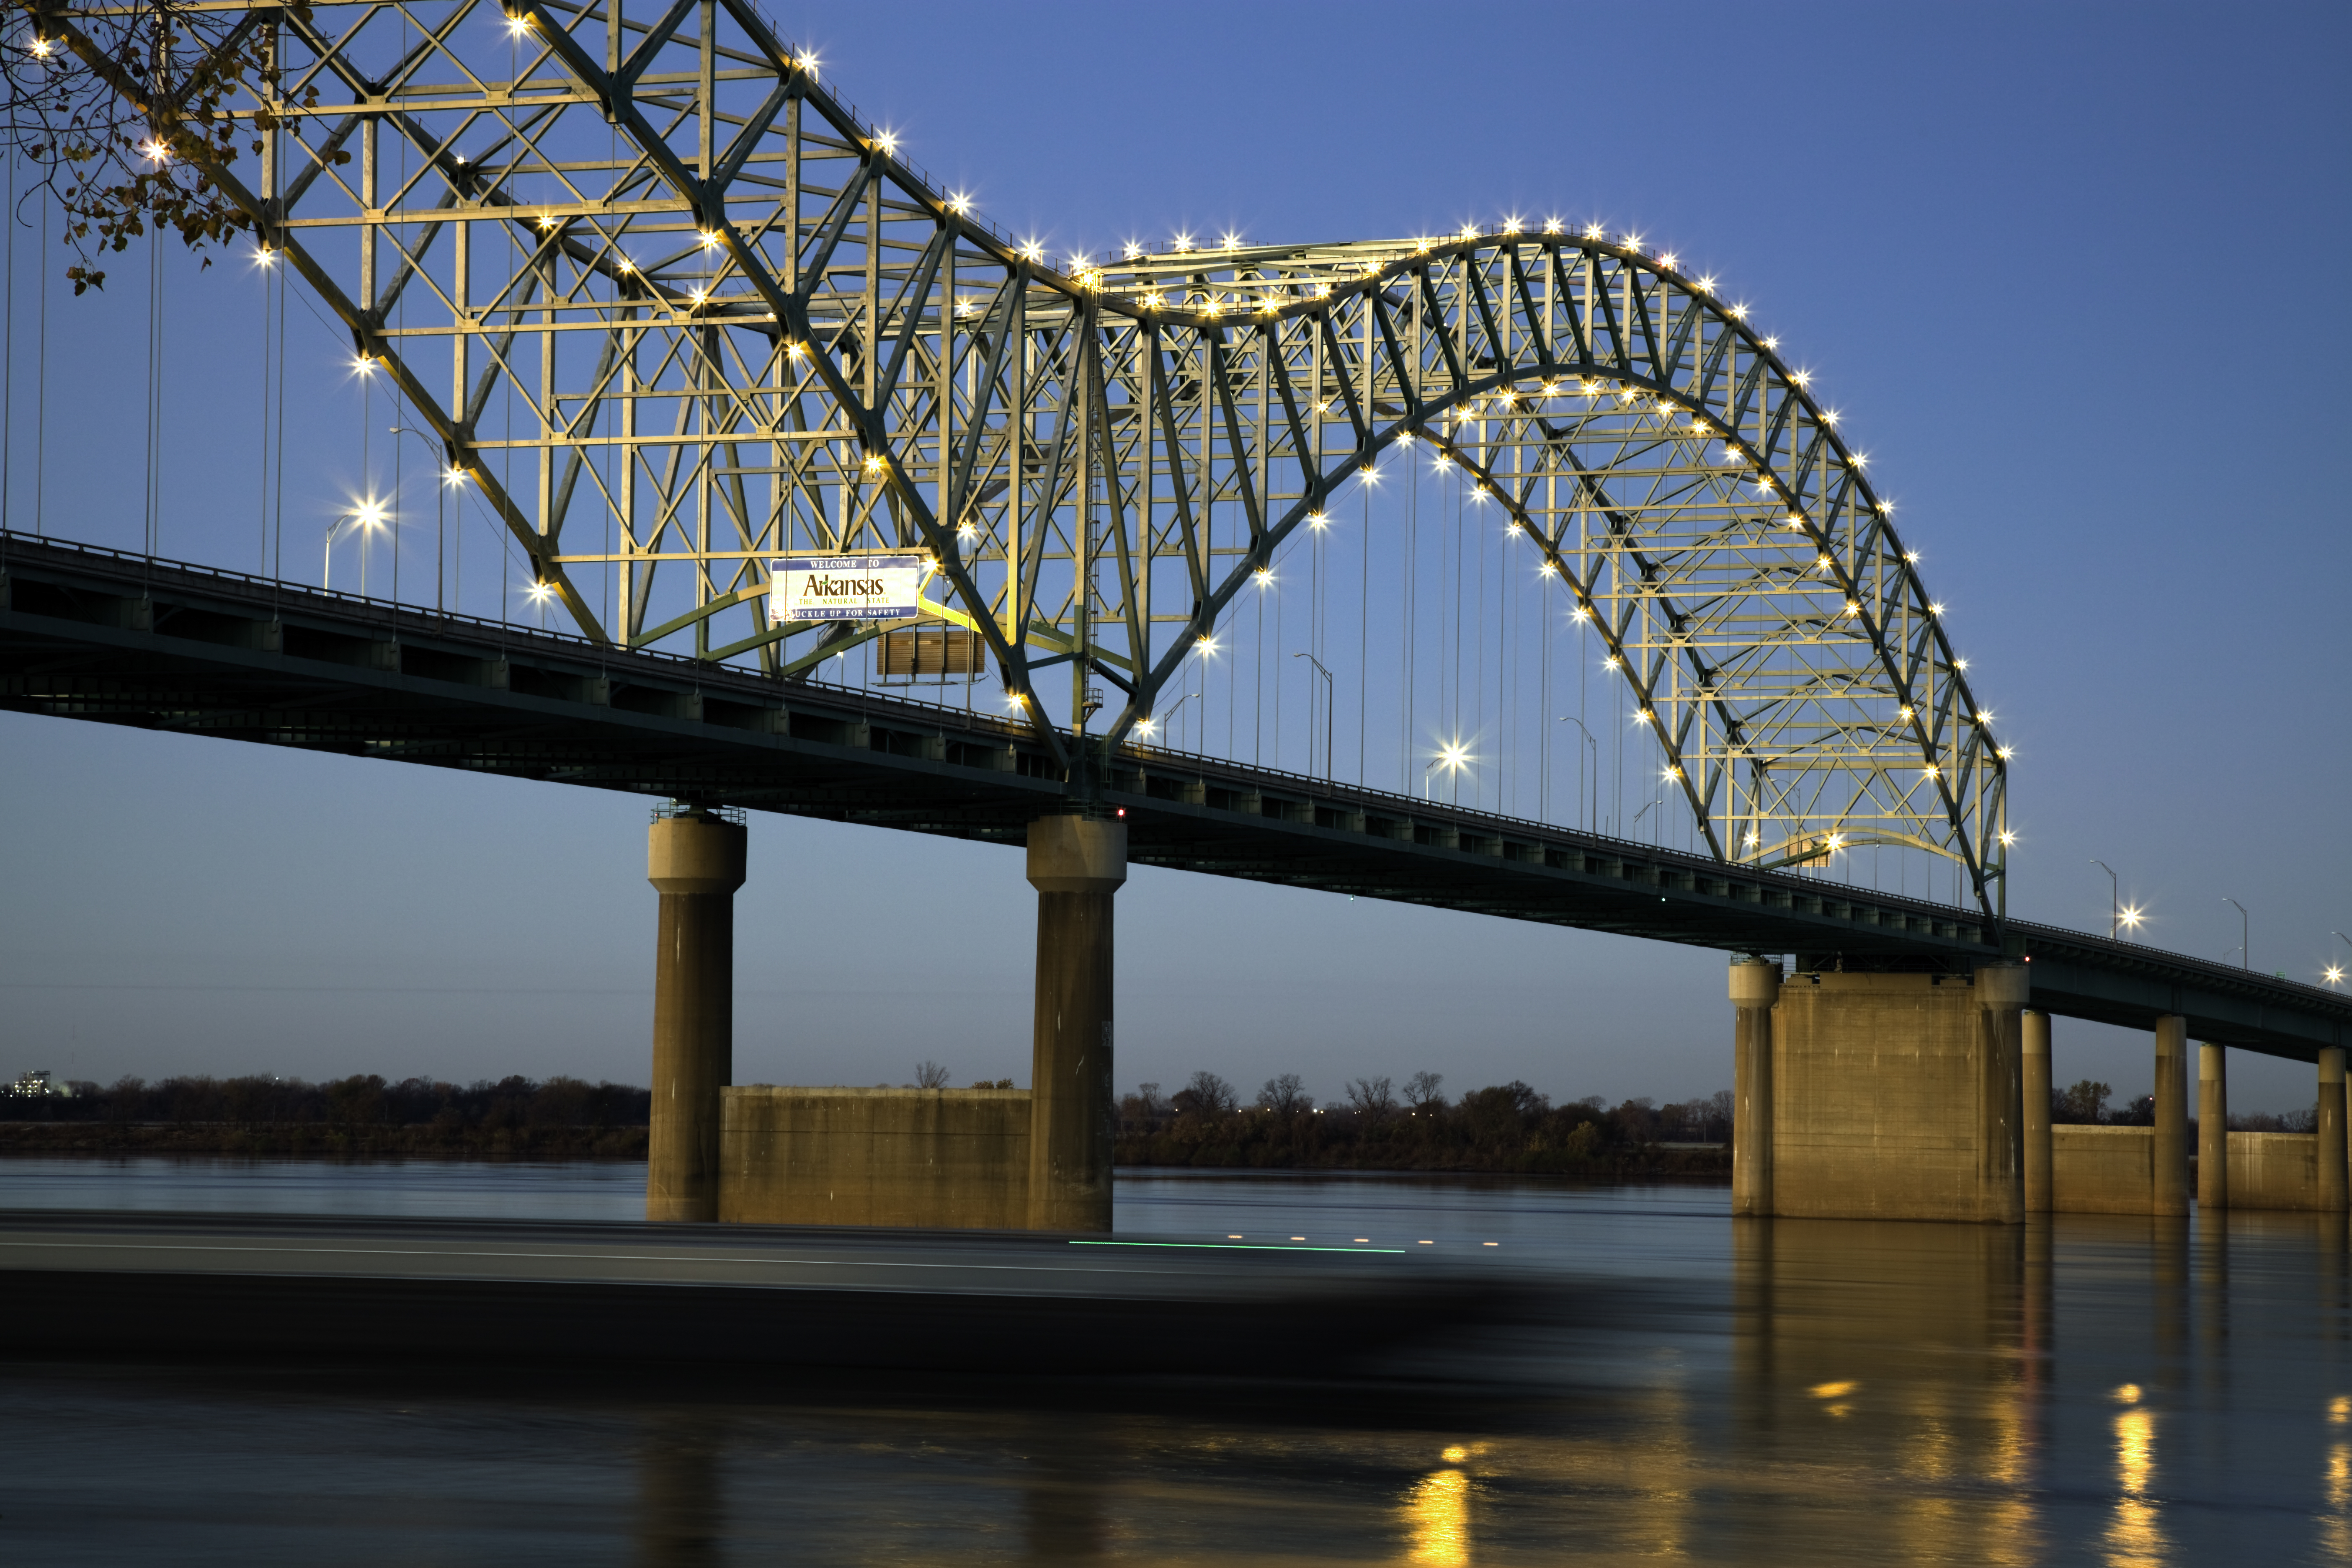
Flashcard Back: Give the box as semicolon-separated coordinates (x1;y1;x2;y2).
58;0;2010;914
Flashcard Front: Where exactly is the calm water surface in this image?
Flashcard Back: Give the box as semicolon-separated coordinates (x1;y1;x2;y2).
1;1158;2345;1565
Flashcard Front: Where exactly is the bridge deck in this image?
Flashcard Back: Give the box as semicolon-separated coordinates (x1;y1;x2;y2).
4;534;2344;1060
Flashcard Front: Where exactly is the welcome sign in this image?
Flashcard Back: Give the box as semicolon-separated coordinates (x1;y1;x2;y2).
768;552;927;624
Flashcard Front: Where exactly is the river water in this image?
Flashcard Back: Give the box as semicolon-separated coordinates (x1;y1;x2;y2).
0;1158;2343;1564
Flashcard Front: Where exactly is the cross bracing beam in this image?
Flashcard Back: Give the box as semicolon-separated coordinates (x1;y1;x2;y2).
64;0;2008;914
0;534;2339;1060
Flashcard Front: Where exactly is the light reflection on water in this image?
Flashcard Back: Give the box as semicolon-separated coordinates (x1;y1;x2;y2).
2;1162;2351;1563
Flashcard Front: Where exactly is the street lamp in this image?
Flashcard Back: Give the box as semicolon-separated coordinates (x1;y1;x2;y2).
1422;742;1469;801
388;426;451;613
1558;716;1598;834
1630;796;1666;841
325;499;387;594
1161;690;1201;750
1292;653;1333;779
2330;932;2352;987
2223;897;2248;970
2090;859;2120;940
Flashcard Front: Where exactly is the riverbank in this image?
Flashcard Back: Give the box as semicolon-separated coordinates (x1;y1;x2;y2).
0;1123;646;1159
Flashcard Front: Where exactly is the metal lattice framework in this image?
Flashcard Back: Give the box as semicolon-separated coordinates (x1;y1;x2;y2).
59;0;2010;914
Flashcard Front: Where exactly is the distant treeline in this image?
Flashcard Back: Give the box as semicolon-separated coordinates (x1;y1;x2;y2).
2054;1079;2313;1132
0;1074;650;1157
1117;1072;1731;1177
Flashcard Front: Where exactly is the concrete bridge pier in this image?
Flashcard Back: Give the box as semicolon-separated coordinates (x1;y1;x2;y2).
2322;1047;2349;1213
1026;816;1125;1233
1730;958;1779;1217
2023;1011;2053;1214
2199;1043;2228;1212
646;810;748;1223
2153;1016;2191;1217
1735;960;2026;1221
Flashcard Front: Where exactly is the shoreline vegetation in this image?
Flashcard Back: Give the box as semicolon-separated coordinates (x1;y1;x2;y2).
0;1069;1736;1178
1115;1073;1730;1179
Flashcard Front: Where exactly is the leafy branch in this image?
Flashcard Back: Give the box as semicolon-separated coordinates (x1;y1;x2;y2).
4;0;343;292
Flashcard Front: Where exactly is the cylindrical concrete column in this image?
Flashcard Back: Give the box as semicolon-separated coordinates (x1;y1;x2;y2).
1027;816;1125;1233
1975;965;2030;1224
1730;958;1780;1219
2152;1016;2190;1217
646;810;747;1222
2198;1043;2228;1212
2321;1047;2349;1214
2022;1010;2053;1215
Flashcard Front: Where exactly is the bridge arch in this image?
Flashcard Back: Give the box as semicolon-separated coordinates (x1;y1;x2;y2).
55;0;2007;914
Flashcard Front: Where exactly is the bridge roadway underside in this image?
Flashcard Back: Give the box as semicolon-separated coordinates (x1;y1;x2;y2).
4;535;2346;1061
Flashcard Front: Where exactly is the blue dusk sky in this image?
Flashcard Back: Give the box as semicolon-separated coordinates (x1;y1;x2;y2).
1;1;2346;1114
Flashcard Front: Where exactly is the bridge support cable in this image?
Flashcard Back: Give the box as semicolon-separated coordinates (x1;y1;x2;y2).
66;0;2007;913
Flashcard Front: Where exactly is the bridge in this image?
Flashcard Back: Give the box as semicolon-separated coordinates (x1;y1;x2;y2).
6;0;2346;1230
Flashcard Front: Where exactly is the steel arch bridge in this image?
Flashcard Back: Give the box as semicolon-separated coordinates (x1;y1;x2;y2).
54;0;2009;915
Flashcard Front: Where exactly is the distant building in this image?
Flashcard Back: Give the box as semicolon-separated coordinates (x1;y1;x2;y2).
6;1070;67;1099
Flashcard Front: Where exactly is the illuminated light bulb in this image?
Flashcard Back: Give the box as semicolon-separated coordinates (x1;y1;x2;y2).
2330;965;2346;986
1255;568;1273;586
1623;232;1643;250
874;131;897;155
1541;382;1559;396
1539;561;1558;578
1315;281;1332;297
949;193;972;214
1503;216;1523;235
253;245;275;266
1635;709;1654;725
1826;833;1844;850
1123;241;1142;260
1172;232;1194;253
1020;240;1044;262
1698;275;1717;292
1543;218;1563;235
1308;512;1329;530
1068;252;1090;271
1978;709;1995;723
1583;222;1604;240
1197;634;1218;653
1745;830;1761;846
689;287;707;304
506;12;530;34
1141;292;1164;310
1844;600;1861;616
1571;606;1590;622
699;230;720;250
352;355;375;374
616;256;636;273
1929;601;1946;615
1506;521;1522;536
140;139;170;163
1997;745;2014;760
1763;335;1780;350
1730;303;1749;320
355;500;385;528
1431;454;1452;471
1220;231;1241;249
2000;830;2018;847
526;580;554;603
1396;431;1415;446
1898;705;1914;720
1203;297;1221;316
1603;655;1620;670
1790;369;1811;387
1823;409;1839;425
1955;658;1970;670
1458;222;1477;240
787;341;806;357
30;36;54;57
2120;905;2145;930
862;453;883;474
794;51;819;78
537;214;557;231
1135;717;1155;738
1659;251;1678;269
1816;554;1832;569
1905;550;1921;563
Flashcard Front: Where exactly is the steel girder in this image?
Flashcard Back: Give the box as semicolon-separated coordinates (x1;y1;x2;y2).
64;0;2009;916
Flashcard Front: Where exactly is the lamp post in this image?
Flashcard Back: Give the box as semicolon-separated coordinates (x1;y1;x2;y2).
1161;690;1200;751
325;500;387;595
1631;796;1665;843
387;426;450;613
2091;859;2120;940
1292;652;1333;780
2330;931;2352;988
2223;898;2249;970
1559;716;1598;834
